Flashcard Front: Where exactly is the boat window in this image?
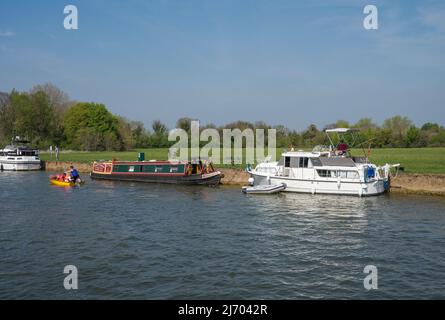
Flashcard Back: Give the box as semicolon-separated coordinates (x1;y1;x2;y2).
290;157;299;168
348;171;359;179
155;166;163;173
299;157;309;168
317;170;332;177
339;170;359;179
284;157;290;168
170;166;178;173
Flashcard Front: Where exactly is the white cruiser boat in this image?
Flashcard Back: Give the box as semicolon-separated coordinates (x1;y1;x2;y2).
0;138;41;171
248;128;399;197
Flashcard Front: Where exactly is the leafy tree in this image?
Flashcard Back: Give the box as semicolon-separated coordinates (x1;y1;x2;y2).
116;116;135;150
63;102;121;151
152;120;167;135
430;131;445;146
274;125;290;148
404;126;421;147
150;120;169;147
373;128;392;147
131;121;150;148
324;120;350;131
176;117;195;133
421;122;440;132
354;118;378;131
383;115;412;146
302;124;325;147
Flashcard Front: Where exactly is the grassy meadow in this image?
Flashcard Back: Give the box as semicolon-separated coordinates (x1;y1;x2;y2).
39;147;445;174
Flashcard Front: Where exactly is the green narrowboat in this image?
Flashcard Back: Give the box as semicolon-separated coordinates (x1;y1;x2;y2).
90;158;222;186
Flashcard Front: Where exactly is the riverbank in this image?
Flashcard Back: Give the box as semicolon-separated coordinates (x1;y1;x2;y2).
39;147;445;174
390;174;445;197
42;161;445;196
42;161;92;173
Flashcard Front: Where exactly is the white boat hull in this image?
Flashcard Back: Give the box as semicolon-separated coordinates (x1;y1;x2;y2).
250;173;386;197
0;160;41;171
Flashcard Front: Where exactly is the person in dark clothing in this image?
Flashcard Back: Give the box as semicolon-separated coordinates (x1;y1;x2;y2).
336;140;349;155
70;165;80;182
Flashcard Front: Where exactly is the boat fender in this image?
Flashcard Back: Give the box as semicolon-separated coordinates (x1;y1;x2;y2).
248;177;254;186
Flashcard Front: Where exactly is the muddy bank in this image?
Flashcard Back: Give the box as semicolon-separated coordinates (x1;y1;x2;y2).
391;174;445;196
219;168;250;186
42;161;92;173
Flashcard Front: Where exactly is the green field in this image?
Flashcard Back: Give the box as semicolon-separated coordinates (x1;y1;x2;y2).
39;147;445;174
362;148;445;174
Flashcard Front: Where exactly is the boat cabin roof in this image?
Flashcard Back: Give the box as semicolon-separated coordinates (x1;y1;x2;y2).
325;127;359;133
315;157;356;167
281;151;329;158
280;152;358;167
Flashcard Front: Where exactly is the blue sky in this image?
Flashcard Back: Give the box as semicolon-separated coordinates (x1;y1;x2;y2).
0;0;444;130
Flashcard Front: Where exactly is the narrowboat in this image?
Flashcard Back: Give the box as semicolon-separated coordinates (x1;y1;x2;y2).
90;156;222;186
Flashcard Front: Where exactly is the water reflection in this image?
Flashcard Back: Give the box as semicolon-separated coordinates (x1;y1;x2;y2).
1;171;445;299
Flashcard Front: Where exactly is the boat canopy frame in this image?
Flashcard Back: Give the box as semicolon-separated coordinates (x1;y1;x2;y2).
324;127;374;160
324;128;360;149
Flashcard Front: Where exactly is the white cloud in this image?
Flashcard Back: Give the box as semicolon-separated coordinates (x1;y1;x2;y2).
0;31;16;37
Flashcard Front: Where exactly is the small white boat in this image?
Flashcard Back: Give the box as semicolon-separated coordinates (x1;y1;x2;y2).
0;137;41;171
242;183;286;194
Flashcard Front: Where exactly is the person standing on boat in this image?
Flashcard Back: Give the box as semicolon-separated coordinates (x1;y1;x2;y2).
337;140;349;156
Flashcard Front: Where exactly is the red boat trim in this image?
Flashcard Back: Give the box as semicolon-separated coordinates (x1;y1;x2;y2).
103;172;186;176
112;161;187;165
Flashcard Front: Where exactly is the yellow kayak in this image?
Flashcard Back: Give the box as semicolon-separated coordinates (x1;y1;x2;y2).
50;179;76;187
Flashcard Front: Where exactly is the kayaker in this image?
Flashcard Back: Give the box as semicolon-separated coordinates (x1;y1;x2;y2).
70;166;80;182
57;173;66;182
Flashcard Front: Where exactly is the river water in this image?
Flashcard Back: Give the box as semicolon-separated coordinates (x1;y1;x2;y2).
0;171;444;299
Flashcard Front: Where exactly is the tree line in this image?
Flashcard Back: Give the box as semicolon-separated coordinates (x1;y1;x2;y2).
0;84;444;151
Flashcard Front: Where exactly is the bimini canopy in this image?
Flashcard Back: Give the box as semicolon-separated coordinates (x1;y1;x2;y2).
325;128;359;133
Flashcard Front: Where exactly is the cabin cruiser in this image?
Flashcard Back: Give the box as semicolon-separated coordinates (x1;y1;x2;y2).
0;138;41;171
247;128;399;197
